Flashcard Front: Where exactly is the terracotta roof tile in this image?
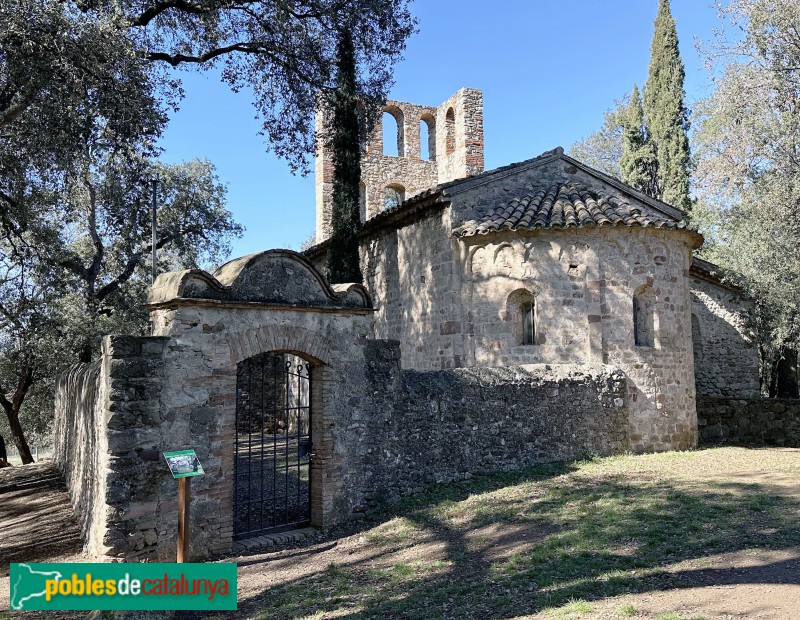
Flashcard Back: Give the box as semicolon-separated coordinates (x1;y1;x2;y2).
452;182;692;238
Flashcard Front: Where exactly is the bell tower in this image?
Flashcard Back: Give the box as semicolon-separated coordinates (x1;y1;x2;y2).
315;88;484;243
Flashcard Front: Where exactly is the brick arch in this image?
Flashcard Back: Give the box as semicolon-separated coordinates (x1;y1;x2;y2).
227;324;334;366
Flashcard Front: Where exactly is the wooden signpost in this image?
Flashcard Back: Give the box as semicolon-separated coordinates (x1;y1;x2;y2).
163;449;205;563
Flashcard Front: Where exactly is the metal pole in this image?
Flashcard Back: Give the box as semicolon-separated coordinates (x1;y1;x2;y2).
151;178;158;284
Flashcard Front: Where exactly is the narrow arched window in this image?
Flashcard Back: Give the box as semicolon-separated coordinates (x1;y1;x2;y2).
420;114;436;161
523;301;535;345
382;107;405;157
445;108;455;155
384;184;405;211
633;285;655;347
507;289;537;346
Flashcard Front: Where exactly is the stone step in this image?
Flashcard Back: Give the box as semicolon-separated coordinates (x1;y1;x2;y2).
232;527;319;554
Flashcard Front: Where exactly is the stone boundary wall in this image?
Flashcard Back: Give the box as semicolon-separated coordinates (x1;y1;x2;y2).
54;360;104;554
342;343;629;515
54;331;630;561
698;396;800;446
55;336;173;560
53;250;636;562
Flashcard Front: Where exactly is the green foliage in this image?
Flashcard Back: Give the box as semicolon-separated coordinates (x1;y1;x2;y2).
0;0;415;460
0;154;240;461
620;84;660;197
643;0;692;214
568;97;627;178
0;0;416;176
573;1;691;214
325;29;363;285
693;0;800;388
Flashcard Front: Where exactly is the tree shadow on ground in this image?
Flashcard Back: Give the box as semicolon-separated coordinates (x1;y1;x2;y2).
229;458;800;620
0;462;83;577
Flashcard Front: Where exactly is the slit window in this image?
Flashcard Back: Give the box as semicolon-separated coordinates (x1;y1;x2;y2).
507;289;537;346
445;108;455;155
523;301;535;345
633;285;655;347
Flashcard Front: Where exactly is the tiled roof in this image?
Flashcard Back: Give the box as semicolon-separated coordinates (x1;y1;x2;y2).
452;182;693;238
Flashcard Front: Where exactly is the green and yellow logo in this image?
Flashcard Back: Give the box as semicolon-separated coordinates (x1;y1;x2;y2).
10;563;237;611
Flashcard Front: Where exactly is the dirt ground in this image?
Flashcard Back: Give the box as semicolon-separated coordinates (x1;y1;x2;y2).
1;449;799;619
0;462;87;619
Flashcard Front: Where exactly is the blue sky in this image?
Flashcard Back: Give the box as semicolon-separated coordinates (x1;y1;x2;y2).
157;1;721;260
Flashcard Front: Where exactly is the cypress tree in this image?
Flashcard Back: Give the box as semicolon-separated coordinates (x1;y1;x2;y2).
620;84;659;197
326;28;363;284
643;0;692;215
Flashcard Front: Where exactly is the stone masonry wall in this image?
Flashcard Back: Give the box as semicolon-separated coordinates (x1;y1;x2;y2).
342;350;629;514
461;226;697;454
361;221;696;452
362;204;462;371
698;396;800;446
151;306;630;553
436;88;484;183
54;360;105;556
56;302;631;561
55;337;179;561
690;276;760;398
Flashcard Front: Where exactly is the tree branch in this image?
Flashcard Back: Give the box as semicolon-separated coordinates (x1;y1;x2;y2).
56;254;89;280
11;361;33;412
0;387;12;415
129;0;211;27
145;42;263;66
95;225;205;302
0;75;50;129
84;173;104;292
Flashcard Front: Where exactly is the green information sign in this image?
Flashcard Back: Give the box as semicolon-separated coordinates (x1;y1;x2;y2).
163;450;204;479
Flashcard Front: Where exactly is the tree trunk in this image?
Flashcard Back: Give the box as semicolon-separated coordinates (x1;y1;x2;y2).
776;346;799;398
1;401;34;464
0;362;36;464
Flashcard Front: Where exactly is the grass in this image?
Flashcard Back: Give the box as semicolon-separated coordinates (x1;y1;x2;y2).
250;447;800;619
541;598;594;618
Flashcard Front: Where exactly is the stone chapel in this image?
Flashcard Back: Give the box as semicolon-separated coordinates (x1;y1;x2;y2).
53;87;765;561
307;87;760;454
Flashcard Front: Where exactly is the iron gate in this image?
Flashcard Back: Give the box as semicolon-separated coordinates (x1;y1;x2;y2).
234;352;311;538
